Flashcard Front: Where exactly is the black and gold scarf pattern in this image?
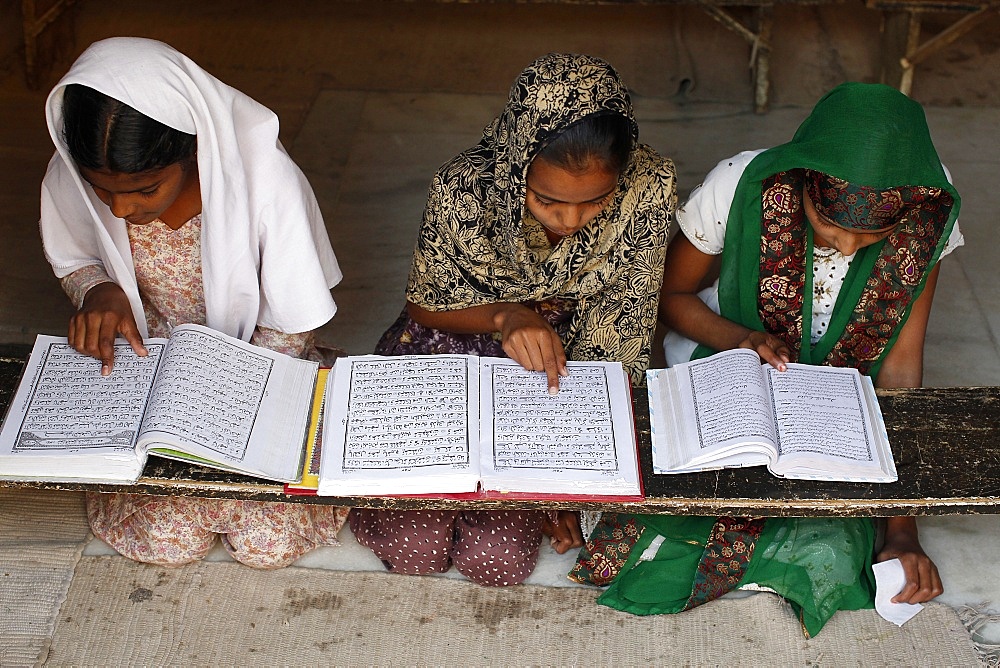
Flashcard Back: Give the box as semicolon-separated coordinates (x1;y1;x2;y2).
405;53;677;385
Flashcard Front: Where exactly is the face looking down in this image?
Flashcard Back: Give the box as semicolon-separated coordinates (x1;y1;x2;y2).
79;158;200;230
525;157;619;242
802;185;898;256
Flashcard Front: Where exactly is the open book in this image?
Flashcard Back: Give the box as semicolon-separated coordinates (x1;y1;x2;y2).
0;324;318;484
647;348;896;482
317;355;641;499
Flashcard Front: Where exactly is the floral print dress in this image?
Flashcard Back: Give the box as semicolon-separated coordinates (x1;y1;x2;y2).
62;215;348;569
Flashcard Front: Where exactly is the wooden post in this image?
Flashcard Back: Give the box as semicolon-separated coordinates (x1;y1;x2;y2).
752;4;773;114
21;0;77;90
879;10;922;95
694;0;773;113
21;0;38;90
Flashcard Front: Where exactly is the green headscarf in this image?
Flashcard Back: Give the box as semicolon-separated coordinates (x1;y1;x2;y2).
702;82;961;377
597;515;876;638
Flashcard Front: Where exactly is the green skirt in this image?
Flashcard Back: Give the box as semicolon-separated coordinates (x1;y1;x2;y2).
594;515;876;638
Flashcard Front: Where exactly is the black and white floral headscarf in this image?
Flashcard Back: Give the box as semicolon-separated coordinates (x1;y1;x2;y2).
406;53;676;384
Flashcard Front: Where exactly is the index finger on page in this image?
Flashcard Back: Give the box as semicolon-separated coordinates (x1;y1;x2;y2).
97;334;116;376
120;321;148;357
540;345;563;395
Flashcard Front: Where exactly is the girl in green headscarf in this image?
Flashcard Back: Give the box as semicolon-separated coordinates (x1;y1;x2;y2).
572;82;960;636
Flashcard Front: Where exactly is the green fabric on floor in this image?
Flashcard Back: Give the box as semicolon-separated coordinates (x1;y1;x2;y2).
598;516;875;637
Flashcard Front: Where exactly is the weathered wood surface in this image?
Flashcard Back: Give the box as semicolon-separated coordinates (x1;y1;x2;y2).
866;0;998;11
1;353;998;516
398;0;843;6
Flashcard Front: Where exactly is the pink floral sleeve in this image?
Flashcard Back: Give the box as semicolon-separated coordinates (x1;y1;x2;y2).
250;326;315;358
59;264;115;309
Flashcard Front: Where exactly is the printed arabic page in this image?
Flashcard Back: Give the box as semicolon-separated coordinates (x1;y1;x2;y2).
0;334;166;482
478;359;639;496
650;348;777;474
136;324;317;483
765;363;896;481
317;354;481;496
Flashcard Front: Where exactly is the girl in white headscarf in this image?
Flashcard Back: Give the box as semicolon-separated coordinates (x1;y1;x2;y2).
40;37;348;568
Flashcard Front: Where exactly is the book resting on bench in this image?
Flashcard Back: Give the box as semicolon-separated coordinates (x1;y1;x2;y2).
314;354;642;500
647;348;897;483
0;335;642;499
0;324;318;483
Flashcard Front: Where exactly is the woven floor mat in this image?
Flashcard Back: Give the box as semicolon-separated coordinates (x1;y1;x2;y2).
0;489;90;667
48;556;981;666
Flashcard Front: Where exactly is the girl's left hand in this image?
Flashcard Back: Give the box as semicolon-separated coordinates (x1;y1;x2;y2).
877;526;943;604
542;510;584;554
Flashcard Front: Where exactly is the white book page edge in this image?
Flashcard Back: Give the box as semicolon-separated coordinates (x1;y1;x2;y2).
479;359;639;496
317;354;481;496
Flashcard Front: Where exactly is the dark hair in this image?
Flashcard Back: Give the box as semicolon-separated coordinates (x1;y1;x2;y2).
61;83;197;173
536;113;632;175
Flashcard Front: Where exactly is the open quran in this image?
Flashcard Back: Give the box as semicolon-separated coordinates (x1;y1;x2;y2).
316;355;641;499
0;324;318;484
647;348;896;482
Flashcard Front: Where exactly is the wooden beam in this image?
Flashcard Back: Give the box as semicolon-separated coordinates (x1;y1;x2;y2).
752;4;773;113
879;10;922;94
903;7;998;69
695;0;760;42
21;0;77;89
693;0;774;112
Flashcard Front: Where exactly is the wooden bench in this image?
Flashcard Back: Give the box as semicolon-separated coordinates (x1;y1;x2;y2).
2;351;997;517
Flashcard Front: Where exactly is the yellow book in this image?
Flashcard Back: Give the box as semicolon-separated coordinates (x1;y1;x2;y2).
285;368;329;493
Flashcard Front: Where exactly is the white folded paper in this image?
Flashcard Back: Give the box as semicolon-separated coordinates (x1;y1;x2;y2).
873;558;924;626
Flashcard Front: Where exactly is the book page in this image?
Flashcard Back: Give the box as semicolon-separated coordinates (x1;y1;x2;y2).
0;335;166;482
318;355;480;495
0;337;165;454
137;324;317;482
478;359;639;496
684;349;776;449
650;348;778;473
766;363;894;480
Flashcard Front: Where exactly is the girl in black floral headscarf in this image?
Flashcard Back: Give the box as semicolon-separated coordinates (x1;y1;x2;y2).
350;53;677;586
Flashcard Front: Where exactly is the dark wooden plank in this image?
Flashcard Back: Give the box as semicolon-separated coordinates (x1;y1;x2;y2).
0;354;28;414
866;0;998;11
402;0;844;6
2;355;999;515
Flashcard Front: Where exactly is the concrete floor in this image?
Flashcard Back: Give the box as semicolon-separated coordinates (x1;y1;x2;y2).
3;0;1000;651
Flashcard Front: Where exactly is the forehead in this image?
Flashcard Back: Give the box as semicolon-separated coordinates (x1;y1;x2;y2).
526;159;618;203
812;204;900;235
78;165;176;192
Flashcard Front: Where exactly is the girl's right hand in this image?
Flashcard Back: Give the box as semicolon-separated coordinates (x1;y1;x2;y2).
738;330;791;372
69;282;147;376
494;304;569;394
661;235;793;371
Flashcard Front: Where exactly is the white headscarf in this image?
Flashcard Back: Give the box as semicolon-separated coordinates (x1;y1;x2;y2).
40;37;341;339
